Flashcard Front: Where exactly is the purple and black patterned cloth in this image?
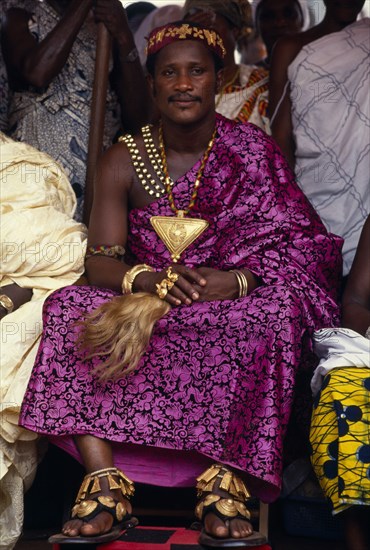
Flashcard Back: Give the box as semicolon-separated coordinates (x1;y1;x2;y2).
19;115;343;502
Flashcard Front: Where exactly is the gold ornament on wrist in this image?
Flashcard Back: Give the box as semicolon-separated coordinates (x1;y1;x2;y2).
122;264;154;294
230;269;248;298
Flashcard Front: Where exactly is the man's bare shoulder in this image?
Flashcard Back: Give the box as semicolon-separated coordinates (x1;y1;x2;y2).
114;129;149;169
97;140;136;193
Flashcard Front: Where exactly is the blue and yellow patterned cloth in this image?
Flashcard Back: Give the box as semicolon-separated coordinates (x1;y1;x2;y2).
311;367;370;514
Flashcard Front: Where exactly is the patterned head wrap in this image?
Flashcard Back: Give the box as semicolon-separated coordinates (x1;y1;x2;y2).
251;0;311;31
182;0;252;30
146;22;226;60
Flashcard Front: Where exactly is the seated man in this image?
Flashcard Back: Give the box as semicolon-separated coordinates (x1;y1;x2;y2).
0;131;86;549
19;21;342;548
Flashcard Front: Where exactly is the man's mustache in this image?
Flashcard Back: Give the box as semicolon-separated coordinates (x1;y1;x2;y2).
168;94;201;102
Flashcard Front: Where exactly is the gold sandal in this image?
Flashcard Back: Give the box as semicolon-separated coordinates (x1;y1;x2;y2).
195;464;267;548
49;467;138;545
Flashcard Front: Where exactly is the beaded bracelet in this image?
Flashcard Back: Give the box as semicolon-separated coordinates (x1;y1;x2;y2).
85;244;125;261
122;264;154;294
230;269;248;298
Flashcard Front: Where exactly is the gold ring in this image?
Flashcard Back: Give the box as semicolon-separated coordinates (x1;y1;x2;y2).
155;267;179;299
156;285;168;299
166;266;179;283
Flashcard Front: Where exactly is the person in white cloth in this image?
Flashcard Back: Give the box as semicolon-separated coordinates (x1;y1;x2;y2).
310;215;370;550
268;0;369;277
0;132;87;549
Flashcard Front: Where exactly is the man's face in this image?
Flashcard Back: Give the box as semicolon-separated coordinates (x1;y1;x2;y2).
257;0;304;54
149;40;222;126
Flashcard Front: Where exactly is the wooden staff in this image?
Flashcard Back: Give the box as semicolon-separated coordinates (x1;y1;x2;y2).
83;22;111;226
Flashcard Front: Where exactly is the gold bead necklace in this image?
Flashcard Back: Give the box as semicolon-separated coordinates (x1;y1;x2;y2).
120;126;174;198
142;125;174;188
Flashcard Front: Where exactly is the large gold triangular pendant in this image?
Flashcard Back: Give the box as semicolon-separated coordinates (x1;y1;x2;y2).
150;213;209;262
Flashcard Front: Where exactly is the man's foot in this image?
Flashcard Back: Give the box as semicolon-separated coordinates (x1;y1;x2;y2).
195;464;267;547
49;467;137;544
203;511;253;539
61;494;132;538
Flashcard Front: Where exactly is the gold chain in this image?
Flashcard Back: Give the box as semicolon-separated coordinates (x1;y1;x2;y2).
159;122;217;216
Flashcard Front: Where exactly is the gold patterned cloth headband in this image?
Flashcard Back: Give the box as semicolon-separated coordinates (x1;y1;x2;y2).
146;22;226;60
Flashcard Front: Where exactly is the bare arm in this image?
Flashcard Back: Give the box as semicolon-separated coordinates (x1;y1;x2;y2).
85;142;132;292
93;0;152;132
342;216;370;336
1;0;92;90
268;37;301;170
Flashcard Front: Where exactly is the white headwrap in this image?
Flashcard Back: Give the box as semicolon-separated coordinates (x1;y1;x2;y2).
251;0;311;31
134;4;183;66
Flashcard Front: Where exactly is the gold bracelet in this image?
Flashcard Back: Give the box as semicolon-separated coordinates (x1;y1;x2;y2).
238;270;248;297
0;293;14;314
85;244;125;260
230;269;248;298
122;264;154;294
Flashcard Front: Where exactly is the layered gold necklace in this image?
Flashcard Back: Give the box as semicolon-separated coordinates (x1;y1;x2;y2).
121;123;216;263
150;122;216;263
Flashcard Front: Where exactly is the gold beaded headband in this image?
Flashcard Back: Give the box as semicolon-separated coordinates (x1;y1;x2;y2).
146;22;226;60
